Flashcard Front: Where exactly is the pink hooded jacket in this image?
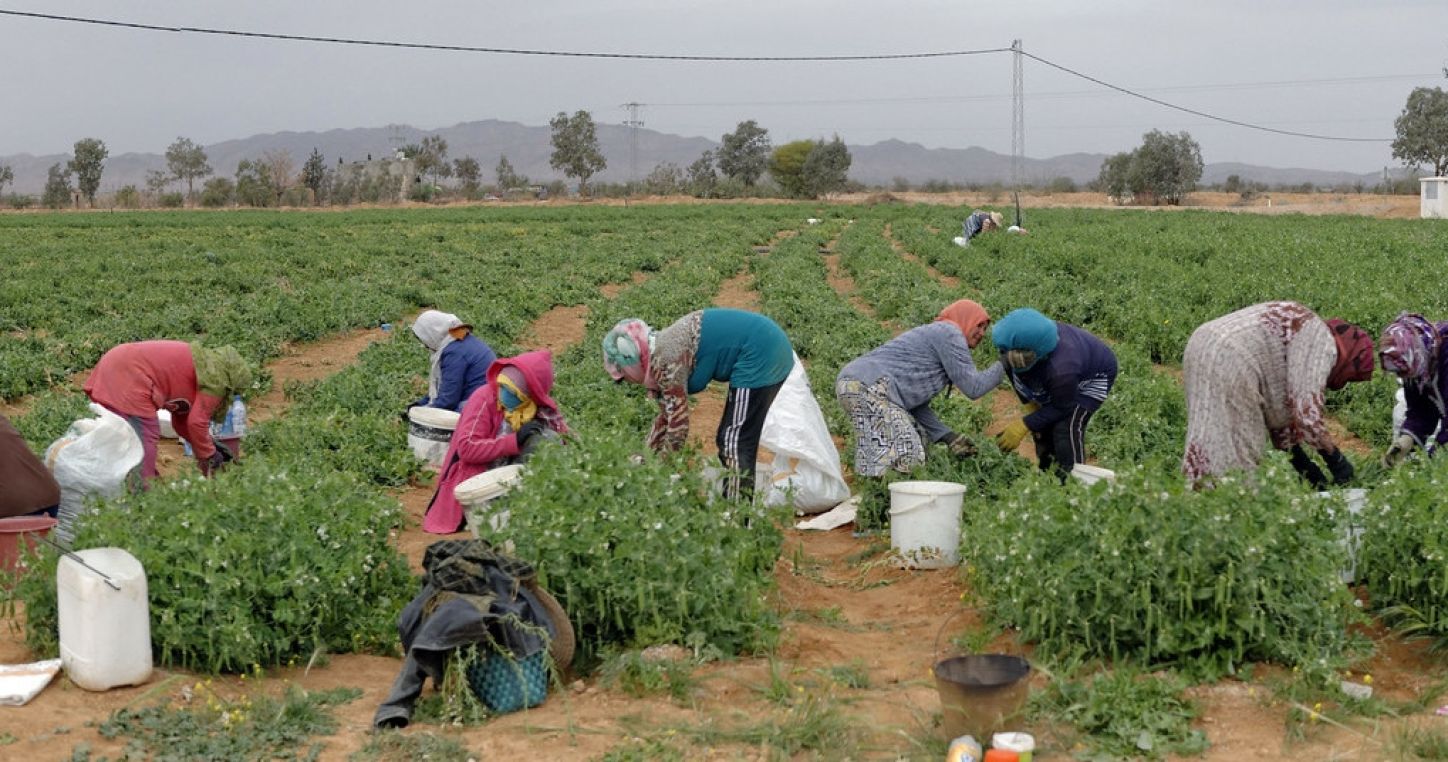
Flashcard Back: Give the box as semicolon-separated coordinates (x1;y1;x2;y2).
422;350;566;534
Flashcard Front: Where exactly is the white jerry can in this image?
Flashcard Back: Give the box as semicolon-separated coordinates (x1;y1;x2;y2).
57;547;153;691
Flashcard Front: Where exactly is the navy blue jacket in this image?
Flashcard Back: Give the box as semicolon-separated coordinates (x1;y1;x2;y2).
1007;323;1118;432
420;335;496;412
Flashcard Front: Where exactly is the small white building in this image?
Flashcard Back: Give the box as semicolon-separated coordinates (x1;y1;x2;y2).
1422;177;1448;219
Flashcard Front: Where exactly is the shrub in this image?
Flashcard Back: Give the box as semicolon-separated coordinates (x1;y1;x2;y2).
479;432;784;666
159;192;185;208
1359;457;1448;645
963;459;1363;674
17;462;414;673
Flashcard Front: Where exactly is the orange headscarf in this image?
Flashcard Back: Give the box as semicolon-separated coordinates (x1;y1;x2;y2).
936;299;991;341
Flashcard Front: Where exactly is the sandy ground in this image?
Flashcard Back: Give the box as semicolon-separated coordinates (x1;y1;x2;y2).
0;195;1438;760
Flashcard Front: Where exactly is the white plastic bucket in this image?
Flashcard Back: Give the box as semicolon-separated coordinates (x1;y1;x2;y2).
408;407;460;468
457;464;525;535
57;547;152;691
889;481;967;569
1318;488;1367;583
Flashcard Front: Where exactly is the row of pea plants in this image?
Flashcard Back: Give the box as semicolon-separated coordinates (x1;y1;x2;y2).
10;208;798;672
888;204;1448;448
480;215;805;666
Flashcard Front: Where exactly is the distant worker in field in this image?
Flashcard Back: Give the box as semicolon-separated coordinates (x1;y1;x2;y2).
992;308;1118;481
954;210;1003;247
83;340;254;483
0;412;61;518
835;299;1003;476
1378;312;1448;467
409;310;496;414
604;309;795;500
1181;302;1374;488
423;349;569;534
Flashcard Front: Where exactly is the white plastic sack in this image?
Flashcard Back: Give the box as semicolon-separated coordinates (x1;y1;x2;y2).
44;404;144;543
757;354;850;514
0;659;62;706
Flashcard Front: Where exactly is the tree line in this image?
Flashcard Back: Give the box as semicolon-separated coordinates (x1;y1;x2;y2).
3;80;1444;210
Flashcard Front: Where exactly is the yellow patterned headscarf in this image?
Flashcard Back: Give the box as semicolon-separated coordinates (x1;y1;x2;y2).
496;373;537;432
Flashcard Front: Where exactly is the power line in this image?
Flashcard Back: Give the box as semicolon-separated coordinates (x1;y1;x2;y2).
0;9;1010;61
1020;50;1391;143
644;73;1431;109
0;8;1396;142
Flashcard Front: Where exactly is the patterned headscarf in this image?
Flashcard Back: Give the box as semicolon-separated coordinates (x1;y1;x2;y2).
991;308;1059;371
936;299;991;344
189;343;254;422
1324;319;1375;391
1379;313;1437;383
602;318;654;383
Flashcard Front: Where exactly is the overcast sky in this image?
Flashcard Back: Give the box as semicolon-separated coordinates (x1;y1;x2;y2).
3;1;1446;173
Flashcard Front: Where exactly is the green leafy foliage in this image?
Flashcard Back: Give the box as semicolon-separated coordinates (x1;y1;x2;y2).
91;684;360;761
1359;457;1448;647
963;459;1364;673
481;432;785;666
19;463;413;672
1031;667;1208;760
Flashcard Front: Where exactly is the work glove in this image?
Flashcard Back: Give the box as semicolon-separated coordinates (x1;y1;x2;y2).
1288;445;1327;489
1023;401;1041;415
515;420;546;448
1319;448;1354;486
1382;433;1417;468
943;432;977;460
995;419;1029;452
200;441;234;478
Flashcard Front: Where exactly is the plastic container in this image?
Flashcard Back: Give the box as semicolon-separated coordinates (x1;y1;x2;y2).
466;650;547;713
946;735;983;762
1070;464;1116;486
1318;488;1367;583
457;464;525;535
408;407;460;468
935;654;1032;742
888;481;966;569
57;547;152;691
156;410;177;439
208;395;247;457
991;732;1035;762
983;750;1018;762
0;516;57;575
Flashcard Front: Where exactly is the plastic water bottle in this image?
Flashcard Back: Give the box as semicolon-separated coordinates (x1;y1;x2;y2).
211;395;246;439
229;395;247;438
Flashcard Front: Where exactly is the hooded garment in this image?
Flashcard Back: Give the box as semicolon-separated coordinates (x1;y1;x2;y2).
423;350;568;534
495;366;537;432
1379;313;1437;383
83;340;234;459
1182;302;1344;486
992;308;1061;371
602;318;654;386
1323;319;1374;391
413;310;467;402
1380;313;1448;448
189;343;254;421
936;299;991;342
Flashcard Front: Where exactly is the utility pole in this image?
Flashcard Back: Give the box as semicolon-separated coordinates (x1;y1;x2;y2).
622;102;645;185
1011;39;1024;194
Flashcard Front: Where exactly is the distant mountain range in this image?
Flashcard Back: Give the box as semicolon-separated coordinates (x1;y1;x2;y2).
0;119;1403;195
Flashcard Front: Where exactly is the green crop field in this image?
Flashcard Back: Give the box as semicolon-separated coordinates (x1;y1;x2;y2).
4;203;1448;759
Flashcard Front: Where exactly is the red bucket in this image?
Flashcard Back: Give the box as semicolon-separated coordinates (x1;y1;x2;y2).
0;515;58;574
217;436;243;459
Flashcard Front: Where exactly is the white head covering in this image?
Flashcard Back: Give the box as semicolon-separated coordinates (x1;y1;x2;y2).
412;310;467;402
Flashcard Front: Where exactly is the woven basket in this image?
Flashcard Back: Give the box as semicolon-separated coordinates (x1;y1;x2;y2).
466;650;548;714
